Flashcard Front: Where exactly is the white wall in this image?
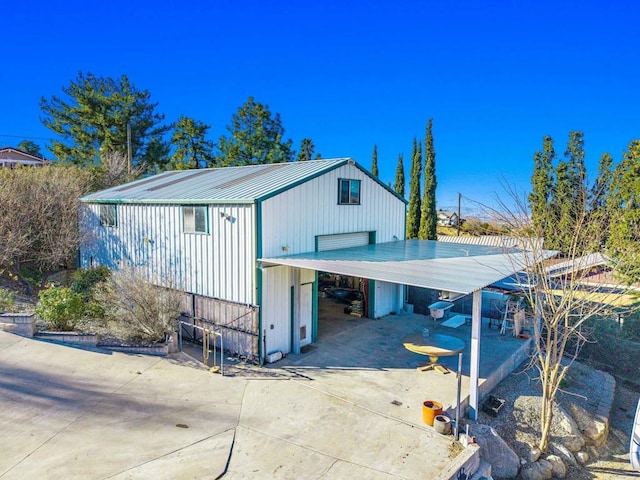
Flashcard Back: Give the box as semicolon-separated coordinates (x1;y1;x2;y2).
374;281;397;318
80;202;256;304
260;265;292;355
260;163;405;257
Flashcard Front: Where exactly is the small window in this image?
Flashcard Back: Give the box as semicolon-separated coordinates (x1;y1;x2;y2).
99;204;117;227
338;179;361;205
183;206;209;233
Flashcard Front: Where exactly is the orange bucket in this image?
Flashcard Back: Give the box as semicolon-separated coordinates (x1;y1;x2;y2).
422;400;443;426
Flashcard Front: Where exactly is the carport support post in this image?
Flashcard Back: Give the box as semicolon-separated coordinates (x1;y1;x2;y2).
469;288;482;420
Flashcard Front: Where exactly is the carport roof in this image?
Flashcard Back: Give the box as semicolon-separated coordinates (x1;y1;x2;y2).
260;239;547;294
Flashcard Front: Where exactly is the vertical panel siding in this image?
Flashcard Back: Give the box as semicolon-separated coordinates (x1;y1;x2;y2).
80;202;255;304
260;164;405;258
260;265;292;355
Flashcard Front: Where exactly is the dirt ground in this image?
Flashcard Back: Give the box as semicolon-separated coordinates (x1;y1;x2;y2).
481;361;640;480
587;381;640;479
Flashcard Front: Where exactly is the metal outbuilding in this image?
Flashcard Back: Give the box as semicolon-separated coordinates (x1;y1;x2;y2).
80;158;549;418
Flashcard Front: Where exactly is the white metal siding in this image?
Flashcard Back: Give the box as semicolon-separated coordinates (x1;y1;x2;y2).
317;232;370;251
80;203;255;304
260;265;292;355
260;164;405;258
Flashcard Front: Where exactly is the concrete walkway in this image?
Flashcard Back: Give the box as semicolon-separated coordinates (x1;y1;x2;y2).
0;312;525;479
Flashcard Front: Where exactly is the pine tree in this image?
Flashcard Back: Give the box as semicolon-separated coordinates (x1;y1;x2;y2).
419;119;437;240
40;72;168;169
297;138;315;161
216;96;294;166
394;153;405;197
169;116;215;169
406;138;422;239
371;144;379;176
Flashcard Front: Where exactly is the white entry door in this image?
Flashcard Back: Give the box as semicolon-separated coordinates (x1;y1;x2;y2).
299;283;313;347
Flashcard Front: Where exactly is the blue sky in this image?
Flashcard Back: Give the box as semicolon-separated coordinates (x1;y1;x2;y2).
2;1;639;211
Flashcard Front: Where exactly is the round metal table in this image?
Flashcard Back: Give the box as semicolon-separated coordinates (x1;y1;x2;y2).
403;332;465;373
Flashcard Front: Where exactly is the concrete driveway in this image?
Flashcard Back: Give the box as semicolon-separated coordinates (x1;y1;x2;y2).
0;312;523;479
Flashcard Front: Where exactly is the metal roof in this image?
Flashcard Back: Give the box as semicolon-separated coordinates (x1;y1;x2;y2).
545;253;609;277
437;234;544;250
81;158;405;205
261;239;553;294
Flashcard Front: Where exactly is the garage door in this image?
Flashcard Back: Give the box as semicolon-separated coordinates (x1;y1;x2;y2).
317;232;370;252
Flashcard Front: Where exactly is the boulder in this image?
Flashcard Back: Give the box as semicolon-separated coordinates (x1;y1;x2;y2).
520;459;553;480
566;401;609;447
576;451;589;465
550;444;577;466
528;447;542;463
470;423;520;479
554;405;585;452
545;454;566;478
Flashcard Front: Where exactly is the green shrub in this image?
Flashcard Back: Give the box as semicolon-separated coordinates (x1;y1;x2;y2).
35;286;85;331
0;288;16;312
69;266;110;295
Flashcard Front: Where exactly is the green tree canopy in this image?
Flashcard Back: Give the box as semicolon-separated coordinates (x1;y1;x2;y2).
406;138;422;239
565;131;587;213
371;144;379;176
607;140;640;284
528;135;555;240
169;116;215;169
296;138;316;162
216;96;294;166
40;72;168;170
394;153;405;197
16;140;43;157
419;119;437;240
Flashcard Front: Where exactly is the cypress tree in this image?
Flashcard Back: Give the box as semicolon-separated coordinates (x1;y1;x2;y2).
371;144;379;176
589;152;614;245
528;135;555;240
606;140;640;283
550;160;573;251
406;138;422;239
564;131;587;216
394;153;405;197
419;118;437;240
590;152;613;211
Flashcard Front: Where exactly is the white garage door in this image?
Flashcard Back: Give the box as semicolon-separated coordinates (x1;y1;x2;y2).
317;232;370;252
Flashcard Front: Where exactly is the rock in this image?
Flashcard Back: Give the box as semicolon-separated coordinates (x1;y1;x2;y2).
554;405;585;452
470;423;520;479
551;443;577;466
586;445;600;461
566;401;609;447
545;454;566;478
520;459;553;480
576;451;589;465
528;447;542;463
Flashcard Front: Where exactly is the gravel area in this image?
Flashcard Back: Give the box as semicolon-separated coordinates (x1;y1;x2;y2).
479;360;640;479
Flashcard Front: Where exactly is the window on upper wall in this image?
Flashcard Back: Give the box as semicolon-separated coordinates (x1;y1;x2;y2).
99;204;117;227
338;179;361;205
183;206;209;234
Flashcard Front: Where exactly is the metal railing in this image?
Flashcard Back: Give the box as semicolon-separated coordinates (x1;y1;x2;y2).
177;320;224;375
